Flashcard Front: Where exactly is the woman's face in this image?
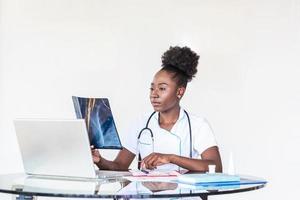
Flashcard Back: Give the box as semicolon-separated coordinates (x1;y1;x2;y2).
150;70;183;113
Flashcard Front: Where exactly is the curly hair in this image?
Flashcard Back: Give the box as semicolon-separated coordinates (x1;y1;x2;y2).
161;46;199;87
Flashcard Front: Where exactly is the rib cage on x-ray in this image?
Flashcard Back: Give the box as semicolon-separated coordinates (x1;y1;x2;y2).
72;96;122;149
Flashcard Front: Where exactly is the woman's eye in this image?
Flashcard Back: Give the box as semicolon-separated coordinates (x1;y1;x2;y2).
150;88;154;91
159;87;166;91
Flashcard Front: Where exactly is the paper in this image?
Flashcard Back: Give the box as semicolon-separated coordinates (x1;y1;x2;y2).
126;169;180;182
130;169;180;177
125;176;178;182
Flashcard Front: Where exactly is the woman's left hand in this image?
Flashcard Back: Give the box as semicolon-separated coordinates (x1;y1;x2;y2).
141;153;172;169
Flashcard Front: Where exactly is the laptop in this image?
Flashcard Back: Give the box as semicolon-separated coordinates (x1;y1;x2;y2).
14;119;131;180
14;119;98;179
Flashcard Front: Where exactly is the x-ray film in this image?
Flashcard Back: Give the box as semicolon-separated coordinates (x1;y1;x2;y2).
72;96;122;149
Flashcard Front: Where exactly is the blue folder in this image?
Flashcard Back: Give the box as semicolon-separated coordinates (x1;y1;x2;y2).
177;173;240;185
177;173;267;187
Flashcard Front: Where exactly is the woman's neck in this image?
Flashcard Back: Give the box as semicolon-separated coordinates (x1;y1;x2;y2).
158;106;180;131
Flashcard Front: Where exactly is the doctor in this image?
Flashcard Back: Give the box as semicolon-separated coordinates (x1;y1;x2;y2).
92;46;222;172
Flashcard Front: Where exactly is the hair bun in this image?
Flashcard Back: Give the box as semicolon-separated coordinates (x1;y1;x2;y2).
161;46;199;81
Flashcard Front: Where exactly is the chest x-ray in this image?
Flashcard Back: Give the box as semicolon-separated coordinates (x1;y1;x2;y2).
72;96;122;149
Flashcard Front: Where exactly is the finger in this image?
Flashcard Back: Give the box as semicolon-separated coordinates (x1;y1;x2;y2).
142;153;155;166
145;155;156;167
145;154;158;169
142;159;153;169
141;153;154;167
140;161;146;169
150;154;168;168
142;153;154;163
92;149;101;158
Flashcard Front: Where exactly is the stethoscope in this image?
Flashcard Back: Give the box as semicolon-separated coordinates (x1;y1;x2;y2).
137;110;192;169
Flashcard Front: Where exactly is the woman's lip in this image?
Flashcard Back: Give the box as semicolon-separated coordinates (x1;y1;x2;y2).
151;102;161;106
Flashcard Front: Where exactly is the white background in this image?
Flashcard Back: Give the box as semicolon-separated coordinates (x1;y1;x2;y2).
1;0;299;199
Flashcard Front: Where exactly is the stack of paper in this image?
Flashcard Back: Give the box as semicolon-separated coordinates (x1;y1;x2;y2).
130;169;180;177
177;173;240;185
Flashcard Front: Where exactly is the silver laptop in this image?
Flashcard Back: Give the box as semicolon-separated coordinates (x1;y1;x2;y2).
14;119;97;179
14;119;132;180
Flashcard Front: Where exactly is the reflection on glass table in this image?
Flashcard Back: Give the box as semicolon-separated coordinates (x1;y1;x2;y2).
0;173;267;200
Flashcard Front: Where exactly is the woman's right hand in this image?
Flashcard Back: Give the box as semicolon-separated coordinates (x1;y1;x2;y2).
91;146;101;164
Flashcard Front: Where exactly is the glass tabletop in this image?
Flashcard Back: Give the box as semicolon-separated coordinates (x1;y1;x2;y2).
0;173;267;199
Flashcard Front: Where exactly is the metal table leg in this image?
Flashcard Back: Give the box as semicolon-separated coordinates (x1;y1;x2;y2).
199;194;208;200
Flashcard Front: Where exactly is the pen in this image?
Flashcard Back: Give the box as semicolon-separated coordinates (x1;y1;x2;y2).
141;169;150;174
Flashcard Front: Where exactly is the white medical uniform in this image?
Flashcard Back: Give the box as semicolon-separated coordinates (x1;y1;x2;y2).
122;108;218;171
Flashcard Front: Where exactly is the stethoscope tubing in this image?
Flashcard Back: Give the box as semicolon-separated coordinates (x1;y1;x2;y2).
137;110;192;169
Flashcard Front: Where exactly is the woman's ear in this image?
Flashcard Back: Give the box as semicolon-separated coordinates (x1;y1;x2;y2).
177;87;186;99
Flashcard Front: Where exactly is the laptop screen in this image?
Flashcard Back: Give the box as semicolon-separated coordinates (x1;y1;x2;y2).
72;96;122;149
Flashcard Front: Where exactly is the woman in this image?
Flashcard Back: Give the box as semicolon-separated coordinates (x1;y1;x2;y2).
92;46;222;172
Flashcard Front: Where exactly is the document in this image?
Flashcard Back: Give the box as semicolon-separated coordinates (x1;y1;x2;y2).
126;169;181;182
130;169;180;177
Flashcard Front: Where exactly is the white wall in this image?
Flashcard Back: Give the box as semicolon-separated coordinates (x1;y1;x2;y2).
1;0;300;199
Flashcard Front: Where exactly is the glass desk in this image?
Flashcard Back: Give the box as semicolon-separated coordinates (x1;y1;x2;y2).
0;173;267;200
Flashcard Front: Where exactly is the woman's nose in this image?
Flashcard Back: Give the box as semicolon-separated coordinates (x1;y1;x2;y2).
150;89;159;98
